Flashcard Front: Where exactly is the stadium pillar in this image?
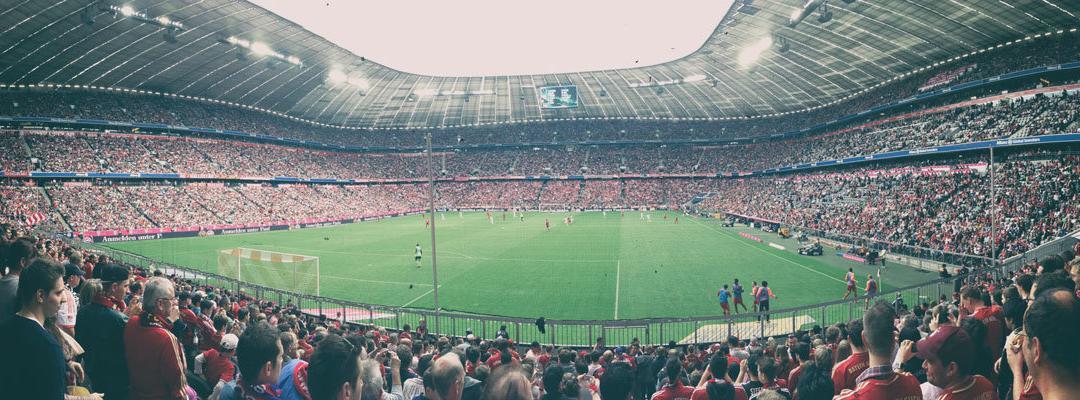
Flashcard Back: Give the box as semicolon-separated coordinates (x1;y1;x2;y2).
989;146;998;271
427;134;441;333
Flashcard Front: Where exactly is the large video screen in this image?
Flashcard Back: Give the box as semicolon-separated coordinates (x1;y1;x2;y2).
538;85;579;109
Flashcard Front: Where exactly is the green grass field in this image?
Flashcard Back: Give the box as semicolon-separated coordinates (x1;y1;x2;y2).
102;212;934;322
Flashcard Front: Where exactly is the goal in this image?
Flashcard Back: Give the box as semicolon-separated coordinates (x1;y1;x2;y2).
217;248;320;296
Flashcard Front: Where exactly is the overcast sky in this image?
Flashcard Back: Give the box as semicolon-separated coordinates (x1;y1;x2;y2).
249;0;732;76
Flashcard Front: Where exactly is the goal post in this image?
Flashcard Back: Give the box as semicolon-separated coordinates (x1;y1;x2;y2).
217;248;320;296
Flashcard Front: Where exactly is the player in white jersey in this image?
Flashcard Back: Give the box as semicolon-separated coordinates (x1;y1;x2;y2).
414;243;423;268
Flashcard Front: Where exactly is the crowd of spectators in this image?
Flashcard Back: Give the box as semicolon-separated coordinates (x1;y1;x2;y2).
700;151;1079;260
1;221;1078;400
2;89;1076;180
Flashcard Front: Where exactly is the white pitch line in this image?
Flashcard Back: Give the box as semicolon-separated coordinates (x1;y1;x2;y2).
401;286;438;307
614;260;621;320
689;217;846;284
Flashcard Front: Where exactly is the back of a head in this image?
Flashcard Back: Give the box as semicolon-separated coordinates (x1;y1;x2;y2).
359;359;384;400
792;342;810;363
432;352;465;400
308;334;361;400
665;357;682;382
599;363;633;400
3;237;36;271
1039;254;1065;274
542;365;563;394
961;287;984;305
752;389;787;400
1024;289;1080;379
16;258;62;307
811;345;834;371
756;356;778;383
862;301;897;356
705;380;735;400
1033;270;1076;297
236;321;282;383
482;366;532;400
845;319;864;349
795;364;835;400
708;353;728;376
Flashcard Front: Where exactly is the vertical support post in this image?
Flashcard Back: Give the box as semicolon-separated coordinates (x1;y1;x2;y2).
427;134;441;334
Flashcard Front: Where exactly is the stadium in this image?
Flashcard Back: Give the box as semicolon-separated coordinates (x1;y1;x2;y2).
1;1;1079;399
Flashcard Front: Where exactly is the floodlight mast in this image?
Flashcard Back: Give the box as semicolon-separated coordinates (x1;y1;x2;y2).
427;133;440;332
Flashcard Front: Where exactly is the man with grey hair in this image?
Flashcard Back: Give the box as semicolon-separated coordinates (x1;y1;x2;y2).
431;352;465;400
360;350;403;400
125;277;186;400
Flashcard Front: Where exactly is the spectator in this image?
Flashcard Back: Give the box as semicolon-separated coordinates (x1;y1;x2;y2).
542;365;573;400
219;321;285;399
56;262;83;336
654;357;694;400
830;319;868;394
75;263;132;400
0;237;36;325
599;363;634;400
917;324;996;399
786;343;811;397
279;331;311;400
748;357;790;400
836;301;920;398
308;334;364;400
1007;289;1080;400
961;286;1006;361
0;259;96;400
125;276;188;400
194;333;239;388
481;366;532;400
793;364;833;400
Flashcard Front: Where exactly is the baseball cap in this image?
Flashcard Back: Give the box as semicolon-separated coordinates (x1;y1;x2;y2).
64;263;85;279
916;325;975;370
221;334;239;350
98;263;130;283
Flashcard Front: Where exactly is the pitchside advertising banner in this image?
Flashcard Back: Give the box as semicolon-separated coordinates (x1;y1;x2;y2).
76;210;426;243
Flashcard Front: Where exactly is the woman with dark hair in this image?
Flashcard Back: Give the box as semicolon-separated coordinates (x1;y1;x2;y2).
705;380;735;400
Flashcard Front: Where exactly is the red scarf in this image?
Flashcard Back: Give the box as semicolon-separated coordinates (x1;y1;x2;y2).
93;294;127;313
143;311;175;331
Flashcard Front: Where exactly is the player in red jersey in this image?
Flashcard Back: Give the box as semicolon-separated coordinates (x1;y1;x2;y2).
843;268;858;300
835;302;921;400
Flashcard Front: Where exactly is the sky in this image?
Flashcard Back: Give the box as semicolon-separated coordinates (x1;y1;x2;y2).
248;0;733;77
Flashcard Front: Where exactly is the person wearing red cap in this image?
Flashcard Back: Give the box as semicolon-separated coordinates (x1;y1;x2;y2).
835;301;920;400
917;324;996;400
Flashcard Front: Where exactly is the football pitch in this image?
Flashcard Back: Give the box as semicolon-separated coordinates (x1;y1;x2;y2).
102;212;934;322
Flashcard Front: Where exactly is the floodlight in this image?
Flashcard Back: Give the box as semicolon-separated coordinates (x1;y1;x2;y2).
738;36;773;68
327;69;347;84
249;42;273;57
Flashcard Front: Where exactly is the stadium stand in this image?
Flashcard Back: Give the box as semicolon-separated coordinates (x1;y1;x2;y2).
2;3;1080;400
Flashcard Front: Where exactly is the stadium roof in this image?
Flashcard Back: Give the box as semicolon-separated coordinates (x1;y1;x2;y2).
0;0;1078;130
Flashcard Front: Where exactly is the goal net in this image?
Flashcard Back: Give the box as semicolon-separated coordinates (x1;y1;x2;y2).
217;248;320;296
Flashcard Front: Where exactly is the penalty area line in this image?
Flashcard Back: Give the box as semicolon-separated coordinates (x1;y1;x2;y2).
401;285;441;308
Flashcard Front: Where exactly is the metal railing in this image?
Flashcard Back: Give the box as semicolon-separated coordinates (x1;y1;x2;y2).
86;240;1019;348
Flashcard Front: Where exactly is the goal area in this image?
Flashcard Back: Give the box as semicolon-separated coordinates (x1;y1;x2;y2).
217;248;320;296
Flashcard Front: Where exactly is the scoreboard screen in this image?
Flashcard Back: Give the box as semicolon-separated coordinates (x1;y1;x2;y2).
538;85;579;109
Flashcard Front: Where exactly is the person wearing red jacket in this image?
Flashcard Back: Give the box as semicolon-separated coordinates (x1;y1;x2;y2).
836;302;921;400
125;277;188;400
831;320;869;394
652;358;693;400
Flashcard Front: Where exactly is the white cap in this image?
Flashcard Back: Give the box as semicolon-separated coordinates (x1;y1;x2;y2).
221;334;239;350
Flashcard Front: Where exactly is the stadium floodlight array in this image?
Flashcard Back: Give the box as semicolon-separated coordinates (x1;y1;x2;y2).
218;36;303;67
218;248;320;296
